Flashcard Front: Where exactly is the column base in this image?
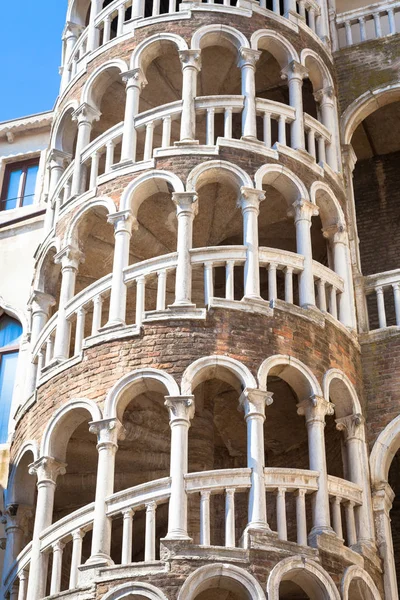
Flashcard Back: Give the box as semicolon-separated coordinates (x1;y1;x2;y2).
307;526;335;548
240;525;278;550
100;319;126;331
84;552;114;567
241;135;263;144
114;158;134;169
163;531;193;541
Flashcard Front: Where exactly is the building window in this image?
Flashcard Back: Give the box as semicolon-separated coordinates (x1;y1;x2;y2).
0;315;22;443
0;158;39;211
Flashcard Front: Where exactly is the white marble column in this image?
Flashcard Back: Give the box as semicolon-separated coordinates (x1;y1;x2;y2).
164;395;195;539
297;395;335;540
121;68;147;163
179;50;201;144
25;291;55;397
26;457;66;600
17;570;28;600
71;103;101;197
281;61;308;151
238;188;265;299
172;192;198;306
87;0;102;52
106;210;137;327
336;414;375;546
238;47;261;142
45;150;71;233
373;483;399;600
323;223;356;328
61;22;81;89
53;246;83;362
87;418;124;566
314;87;339;171
240;388;273;531
288;199;319;307
1;506;31;587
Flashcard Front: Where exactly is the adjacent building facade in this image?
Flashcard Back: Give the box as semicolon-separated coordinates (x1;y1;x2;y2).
1;0;400;598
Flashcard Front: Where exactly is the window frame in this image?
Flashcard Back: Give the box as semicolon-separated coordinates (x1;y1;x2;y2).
0;157;40;212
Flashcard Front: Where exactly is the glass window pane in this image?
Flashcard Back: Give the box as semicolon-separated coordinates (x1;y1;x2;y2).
3;169;22;210
0;316;22;349
0;352;18;443
22;164;39;206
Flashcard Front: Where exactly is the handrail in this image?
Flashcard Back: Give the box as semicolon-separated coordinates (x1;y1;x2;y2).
259;247;305;271
80;121;124;163
65;273;113;319
123;252;178;282
336;0;400;23
312;260;344;292
364;267;400;292
39;502;95;552
195;95;245;112
135;100;183;128
190;245;247;266
50;161;74;205
107;476;172;515
256;98;296;120
32;312;58;358
304;113;332;142
264;467;319;491
327;474;363;505
3;541;32;590
185;468;252;493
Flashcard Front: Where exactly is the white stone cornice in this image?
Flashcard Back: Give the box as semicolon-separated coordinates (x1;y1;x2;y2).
179;49;202;71
281;60;308;81
239;388;273;419
89;417;125;448
336;413;365;441
297;395;335;423
164;395;195;424
72;103;101;124
121;68;148;90
287;198;319;223
54;245;85;269
28;457;67;485
237;47;261;69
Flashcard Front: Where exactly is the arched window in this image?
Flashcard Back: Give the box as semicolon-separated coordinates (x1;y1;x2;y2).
0;315;22;443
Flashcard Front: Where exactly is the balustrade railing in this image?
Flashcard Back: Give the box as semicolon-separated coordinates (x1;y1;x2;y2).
364;268;400;331
81;122;124;191
304;114;331;164
313;260;344;320
328;475;363;548
336;0;400;48
256;99;296;149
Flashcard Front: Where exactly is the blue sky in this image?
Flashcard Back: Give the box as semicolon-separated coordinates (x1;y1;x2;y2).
0;1;68;122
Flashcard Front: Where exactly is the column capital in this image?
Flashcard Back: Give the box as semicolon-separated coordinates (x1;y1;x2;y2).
52;539;66;552
29;290;56;315
62;21;82;40
336;413;365;441
164;395;195;424
54;245;85;270
172;191;199;216
107;209;138;233
281;60;308;81
297;395;335;424
342;144;357;174
1;504;32;531
288;198;319;223
239;388;273;419
372;482;395;516
314;86;335;106
89;417;125;448
322;222;348;244
48;148;72;168
121;68;148;90
179;49;202;71
29;456;67;484
72;102;101;125
238;187;265;211
238;47;261;69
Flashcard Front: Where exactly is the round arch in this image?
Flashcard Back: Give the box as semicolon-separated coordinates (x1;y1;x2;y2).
254;164;309;206
50;100;79;154
258;354;323;401
309;181;346;229
267;556;341;600
40;398;103;461
187;160;253;192
191;24;250;52
130;33;188;72
102;581;169;600
300;48;334;91
7;441;39;506
250;29;299;68
104;368;180;421
63;196;117;247
81;58;128;108
323;368;362;417
66;0;91;26
370;414;400;486
341;566;382;600
181;355;257;396
342;82;400;145
178;563;265;600
119;170;185;214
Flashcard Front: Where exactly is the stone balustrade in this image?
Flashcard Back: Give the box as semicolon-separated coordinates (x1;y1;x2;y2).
364;267;400;331
3;468;364;598
29;246;346;387
336;0;400;48
304;113;332;165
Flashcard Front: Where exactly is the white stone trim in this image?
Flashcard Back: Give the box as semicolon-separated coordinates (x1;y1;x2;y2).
130;32;188;71
341;565;382;600
186;159;253;191
181;355;257;396
258;354;323;399
178;563;266;600
119;169;185;213
267;556;341;600
250;28;299;67
300;47;334;89
81;58;129;107
63;196;117;246
322;368;362;415
370;414;400;486
254;163;309;204
191;23;250;52
101;581;169;600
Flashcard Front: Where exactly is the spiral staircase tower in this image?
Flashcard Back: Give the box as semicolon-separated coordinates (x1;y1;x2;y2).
1;0;388;599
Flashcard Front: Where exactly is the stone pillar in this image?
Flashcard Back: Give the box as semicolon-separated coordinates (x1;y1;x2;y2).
336;414;375;546
179;50;201;144
53;246;83;362
87;0;102;52
164;396;195;539
281;61;308;151
25;291;55;398
71;103;101;197
240;388;274;530
121;68;147;163
1;505;31;586
87;418;124;566
314;87;339;171
106;211;137;327
323;223;356;328
26;458;66;600
373;483;398;600
297;395;335;540
238;188;265;299
172;192;198;306
45;150;71;233
288;199;319;308
238;47;261;142
61;22;81;89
